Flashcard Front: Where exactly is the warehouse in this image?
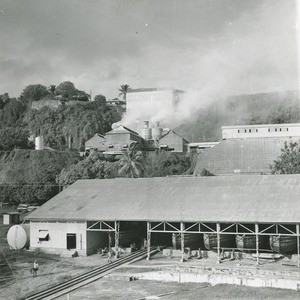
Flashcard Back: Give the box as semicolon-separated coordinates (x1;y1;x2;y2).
25;175;300;264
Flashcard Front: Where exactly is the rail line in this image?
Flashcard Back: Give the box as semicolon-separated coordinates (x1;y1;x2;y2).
23;246;159;300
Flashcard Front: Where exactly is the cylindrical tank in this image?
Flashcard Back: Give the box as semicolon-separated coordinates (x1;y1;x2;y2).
35;136;44;150
141;121;152;140
152;122;163;140
7;224;30;250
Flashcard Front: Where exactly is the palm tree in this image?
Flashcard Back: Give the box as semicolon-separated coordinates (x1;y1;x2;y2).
118;84;131;102
118;149;145;178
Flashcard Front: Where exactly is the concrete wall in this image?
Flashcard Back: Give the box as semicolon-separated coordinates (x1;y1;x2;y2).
30;221;87;256
222;124;300;139
126;90;177;119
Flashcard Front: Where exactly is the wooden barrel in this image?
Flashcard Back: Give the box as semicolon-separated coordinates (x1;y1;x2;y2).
269;235;297;254
203;233;235;251
236;235;269;251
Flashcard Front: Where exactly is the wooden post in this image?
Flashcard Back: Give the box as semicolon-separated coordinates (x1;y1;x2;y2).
147;222;151;260
255;223;259;266
108;232;112;251
180;222;185;263
297;223;300;268
216;223;221;264
115;221;120;258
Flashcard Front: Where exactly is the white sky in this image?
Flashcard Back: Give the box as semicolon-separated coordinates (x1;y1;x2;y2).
0;0;298;99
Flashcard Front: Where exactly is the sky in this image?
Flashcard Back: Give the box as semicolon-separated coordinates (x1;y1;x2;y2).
0;0;298;100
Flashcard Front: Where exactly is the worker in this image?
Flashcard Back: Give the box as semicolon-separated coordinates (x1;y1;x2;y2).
32;260;39;277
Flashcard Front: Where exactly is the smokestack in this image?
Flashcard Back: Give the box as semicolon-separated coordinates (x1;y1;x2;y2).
152;121;163;140
141;120;152;140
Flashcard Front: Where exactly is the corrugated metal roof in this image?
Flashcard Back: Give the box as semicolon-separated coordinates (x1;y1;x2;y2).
194;137;297;175
26;175;300;223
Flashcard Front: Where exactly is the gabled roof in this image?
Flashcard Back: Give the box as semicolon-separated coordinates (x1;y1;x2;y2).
193;137;296;175
106;125;139;137
25;174;300;223
160;130;189;143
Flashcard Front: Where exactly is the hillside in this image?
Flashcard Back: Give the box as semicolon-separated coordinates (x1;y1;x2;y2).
0;149;80;205
175;90;300;142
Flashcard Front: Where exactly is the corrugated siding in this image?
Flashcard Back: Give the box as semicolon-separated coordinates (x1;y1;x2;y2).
26;175;300;223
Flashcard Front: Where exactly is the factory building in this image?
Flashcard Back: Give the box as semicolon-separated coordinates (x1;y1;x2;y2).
194;122;300;176
25;175;300;261
104;125;143;154
126;88;184;119
221;123;300;140
85;134;106;152
158;130;189;153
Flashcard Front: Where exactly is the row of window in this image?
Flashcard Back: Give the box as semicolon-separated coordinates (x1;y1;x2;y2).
237;128;289;133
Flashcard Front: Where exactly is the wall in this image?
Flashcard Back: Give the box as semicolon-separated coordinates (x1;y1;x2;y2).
30;221;87;256
222;124;300;139
126;89;177;119
159;131;185;153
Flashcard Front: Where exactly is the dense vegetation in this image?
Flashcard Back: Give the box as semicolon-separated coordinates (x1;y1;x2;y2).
0;82;122;204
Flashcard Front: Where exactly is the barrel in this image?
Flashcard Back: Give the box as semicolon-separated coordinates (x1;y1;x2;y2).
7;224;30;250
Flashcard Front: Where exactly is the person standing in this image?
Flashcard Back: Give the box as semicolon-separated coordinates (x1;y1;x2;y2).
32;260;39;277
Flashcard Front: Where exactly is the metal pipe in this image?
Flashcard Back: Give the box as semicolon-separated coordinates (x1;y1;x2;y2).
147;222;151;260
255;223;259;266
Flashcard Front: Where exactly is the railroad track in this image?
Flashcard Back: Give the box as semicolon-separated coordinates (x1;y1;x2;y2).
23;246;159;300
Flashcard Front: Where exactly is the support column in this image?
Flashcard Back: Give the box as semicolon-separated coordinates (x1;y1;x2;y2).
216;223;221;264
180;222;185;263
115;221;120;257
108;232;112;251
297;224;300;268
115;221;120;249
255;223;259;266
147;221;151;260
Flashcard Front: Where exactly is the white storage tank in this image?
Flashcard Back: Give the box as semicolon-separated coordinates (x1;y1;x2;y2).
141;121;152;140
7;224;30;250
152;122;163;140
35;136;44;150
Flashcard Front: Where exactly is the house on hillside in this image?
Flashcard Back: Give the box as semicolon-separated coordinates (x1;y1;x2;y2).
85;134;106;152
158;130;189;153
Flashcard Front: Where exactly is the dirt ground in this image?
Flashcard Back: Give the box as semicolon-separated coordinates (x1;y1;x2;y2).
1;219;300;300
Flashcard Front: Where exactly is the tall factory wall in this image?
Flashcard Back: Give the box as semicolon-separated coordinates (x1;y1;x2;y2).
126;89;178;118
30;221;87;256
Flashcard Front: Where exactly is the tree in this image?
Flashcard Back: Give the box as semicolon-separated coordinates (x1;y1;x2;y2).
56;152;117;186
21;84;50;101
55;81;77;99
49;85;56;95
144;151;191;177
94;94;106;107
270;141;300;174
118;149;145;178
118;84;131;102
0;127;32;150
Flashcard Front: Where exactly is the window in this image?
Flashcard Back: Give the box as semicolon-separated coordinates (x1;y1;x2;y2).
244;129;247;133
268;128;270;132
238;130;240;133
279;128;282;132
249;129;251;133
275;128;277;132
256;129;258;132
37;230;49;242
287;128;289;131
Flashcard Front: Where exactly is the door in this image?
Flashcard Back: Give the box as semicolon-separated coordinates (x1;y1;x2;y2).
66;233;76;249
